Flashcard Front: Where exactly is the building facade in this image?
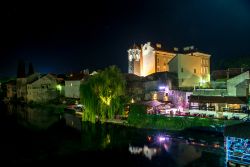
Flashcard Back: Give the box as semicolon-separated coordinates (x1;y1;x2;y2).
128;42;175;77
27;74;59;103
6;80;16;100
169;50;211;87
227;71;250;96
64;73;88;98
128;44;141;76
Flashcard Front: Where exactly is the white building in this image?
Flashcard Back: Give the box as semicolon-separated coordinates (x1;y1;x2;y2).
65;73;88;98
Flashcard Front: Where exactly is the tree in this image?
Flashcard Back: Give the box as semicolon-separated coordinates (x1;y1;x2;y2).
17;60;26;78
80;66;126;123
28;62;34;76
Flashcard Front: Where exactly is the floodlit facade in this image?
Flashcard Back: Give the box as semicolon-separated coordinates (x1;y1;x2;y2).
128;42;175;77
169;51;211;87
128;44;141;76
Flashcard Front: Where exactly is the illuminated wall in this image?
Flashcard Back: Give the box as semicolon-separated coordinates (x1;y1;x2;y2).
227;71;250;96
141;42;156;76
155;51;175;72
128;47;141;76
169;52;211;87
65;80;82;98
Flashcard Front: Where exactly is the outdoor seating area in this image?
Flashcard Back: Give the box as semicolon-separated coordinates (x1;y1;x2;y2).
142;100;248;120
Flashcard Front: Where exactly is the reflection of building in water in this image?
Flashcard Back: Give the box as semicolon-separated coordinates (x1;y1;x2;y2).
64;113;82;131
169;143;202;166
7;104;60;129
129;145;159;160
224;122;250;166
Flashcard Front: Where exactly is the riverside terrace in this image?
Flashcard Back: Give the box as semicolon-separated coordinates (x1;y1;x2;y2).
188;95;249;119
143;97;249;120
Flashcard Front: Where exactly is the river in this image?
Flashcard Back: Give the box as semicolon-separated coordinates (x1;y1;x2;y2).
0;102;226;166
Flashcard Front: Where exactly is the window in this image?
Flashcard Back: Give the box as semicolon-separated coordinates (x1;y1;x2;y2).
181;79;184;83
194;68;196;74
181;68;184;72
70;83;73;87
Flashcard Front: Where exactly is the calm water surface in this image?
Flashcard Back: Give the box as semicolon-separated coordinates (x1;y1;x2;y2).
0;102;225;166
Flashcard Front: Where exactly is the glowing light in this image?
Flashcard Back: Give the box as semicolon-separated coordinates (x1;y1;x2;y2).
100;95;112;106
163;144;169;151
157;135;169;143
158;137;166;142
178;106;183;112
153;93;157;100
131;98;135;103
159;86;166;90
147;136;152;142
56;85;62;91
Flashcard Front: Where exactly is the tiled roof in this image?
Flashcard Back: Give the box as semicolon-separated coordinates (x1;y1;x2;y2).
66;73;89;81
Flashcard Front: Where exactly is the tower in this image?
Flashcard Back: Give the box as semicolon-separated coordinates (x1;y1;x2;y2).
128;44;141;76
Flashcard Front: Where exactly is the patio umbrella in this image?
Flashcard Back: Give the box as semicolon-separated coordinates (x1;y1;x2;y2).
142;100;164;107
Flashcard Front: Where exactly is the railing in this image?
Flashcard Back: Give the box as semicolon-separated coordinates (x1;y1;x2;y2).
193;89;227;96
189;105;215;111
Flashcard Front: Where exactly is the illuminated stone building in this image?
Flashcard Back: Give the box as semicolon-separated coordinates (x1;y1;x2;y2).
128;44;141;76
128;43;211;88
128;42;175;77
168;46;211;87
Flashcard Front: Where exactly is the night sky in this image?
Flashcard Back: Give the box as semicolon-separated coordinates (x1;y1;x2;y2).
0;0;250;76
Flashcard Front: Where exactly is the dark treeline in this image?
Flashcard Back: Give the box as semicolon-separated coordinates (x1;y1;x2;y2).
212;55;250;70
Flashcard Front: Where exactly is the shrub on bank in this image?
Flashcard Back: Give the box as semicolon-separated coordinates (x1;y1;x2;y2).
128;104;240;130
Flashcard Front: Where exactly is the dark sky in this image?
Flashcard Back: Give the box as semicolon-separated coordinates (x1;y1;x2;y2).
1;0;250;76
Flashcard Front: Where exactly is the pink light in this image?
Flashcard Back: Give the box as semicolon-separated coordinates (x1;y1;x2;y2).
159;86;166;90
158;136;169;142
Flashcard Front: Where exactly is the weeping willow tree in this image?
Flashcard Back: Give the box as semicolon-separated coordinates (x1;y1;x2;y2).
80;66;126;123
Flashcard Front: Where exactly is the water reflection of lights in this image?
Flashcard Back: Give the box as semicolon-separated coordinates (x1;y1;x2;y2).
129;145;159;160
163;143;169;151
156;135;170;143
147;136;152;142
226;137;250;165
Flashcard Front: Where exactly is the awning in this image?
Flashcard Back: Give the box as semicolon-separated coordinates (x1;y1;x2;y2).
142;100;164;107
189;95;247;104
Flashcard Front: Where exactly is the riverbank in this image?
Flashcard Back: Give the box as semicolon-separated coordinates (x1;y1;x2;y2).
3;100;66;114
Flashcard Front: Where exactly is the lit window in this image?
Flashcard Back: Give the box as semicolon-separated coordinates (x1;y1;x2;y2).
71;83;73;87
